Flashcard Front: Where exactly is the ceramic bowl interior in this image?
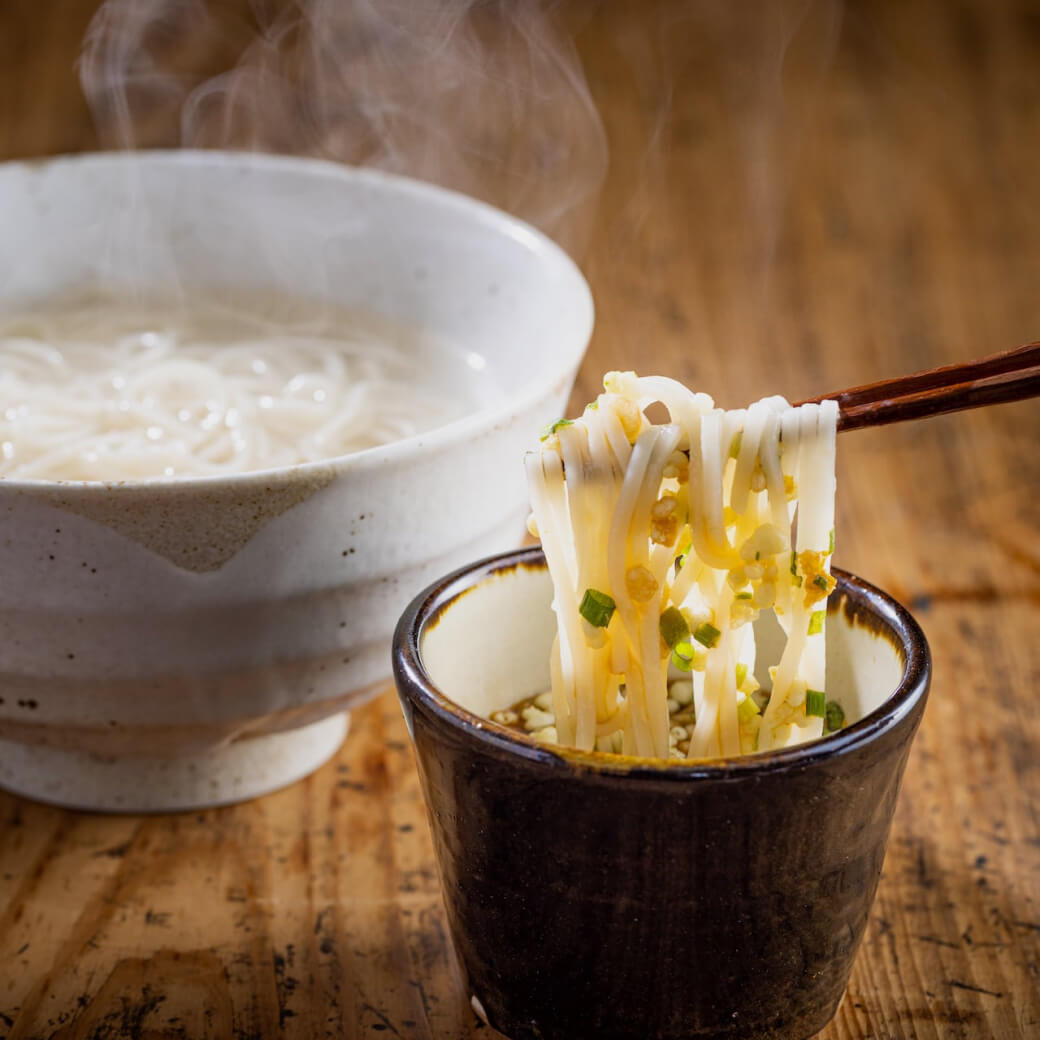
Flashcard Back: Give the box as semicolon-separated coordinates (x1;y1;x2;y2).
0;153;592;811
419;557;907;749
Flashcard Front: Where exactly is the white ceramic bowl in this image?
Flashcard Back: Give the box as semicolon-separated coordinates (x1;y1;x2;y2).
0;151;592;811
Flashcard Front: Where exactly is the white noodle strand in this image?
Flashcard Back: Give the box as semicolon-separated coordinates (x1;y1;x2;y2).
525;372;840;761
0;298;476;481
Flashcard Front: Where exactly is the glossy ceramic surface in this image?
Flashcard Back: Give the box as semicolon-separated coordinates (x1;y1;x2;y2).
394;547;931;1040
0;154;593;810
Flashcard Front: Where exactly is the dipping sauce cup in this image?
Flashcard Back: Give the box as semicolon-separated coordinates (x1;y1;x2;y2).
393;546;930;1040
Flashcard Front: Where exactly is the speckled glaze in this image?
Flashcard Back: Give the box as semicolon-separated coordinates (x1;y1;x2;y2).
0;154;592;811
393;547;931;1040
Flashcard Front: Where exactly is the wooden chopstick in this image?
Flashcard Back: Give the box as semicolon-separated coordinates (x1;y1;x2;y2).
796;342;1040;432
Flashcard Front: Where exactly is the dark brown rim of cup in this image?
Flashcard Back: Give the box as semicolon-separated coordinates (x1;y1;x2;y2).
393;545;931;780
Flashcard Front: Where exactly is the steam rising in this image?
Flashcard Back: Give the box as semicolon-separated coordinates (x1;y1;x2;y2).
79;0;607;257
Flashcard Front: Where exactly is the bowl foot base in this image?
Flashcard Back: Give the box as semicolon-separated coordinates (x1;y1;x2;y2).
0;713;349;812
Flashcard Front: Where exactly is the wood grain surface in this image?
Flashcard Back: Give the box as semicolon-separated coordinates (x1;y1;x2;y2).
1;1;1039;1037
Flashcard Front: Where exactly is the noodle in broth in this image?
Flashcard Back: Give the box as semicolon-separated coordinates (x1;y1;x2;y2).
0;294;487;481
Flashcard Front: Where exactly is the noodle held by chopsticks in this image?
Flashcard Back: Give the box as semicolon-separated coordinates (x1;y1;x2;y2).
525;372;840;760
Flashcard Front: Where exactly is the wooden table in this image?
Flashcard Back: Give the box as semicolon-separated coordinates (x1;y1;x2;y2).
2;1;1038;1036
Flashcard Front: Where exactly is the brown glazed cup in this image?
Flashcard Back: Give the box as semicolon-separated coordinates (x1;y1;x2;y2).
392;547;930;1040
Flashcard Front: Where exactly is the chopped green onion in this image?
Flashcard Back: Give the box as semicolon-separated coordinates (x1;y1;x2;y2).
579;588;615;628
737;696;760;724
693;622;721;649
671;641;696;671
674;532;693;571
735;663;748;687
540;418;573;440
735;591;753;601
729;432;742;459
824;700;846;733
805;688;826;718
808;610;826;635
755;551;761;561
790;551;803;585
828;528;835;555
659;606;690;648
813;574;829;591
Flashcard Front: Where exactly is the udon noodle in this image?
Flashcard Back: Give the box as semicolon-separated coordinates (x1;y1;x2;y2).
0;295;480;481
524;371;840;760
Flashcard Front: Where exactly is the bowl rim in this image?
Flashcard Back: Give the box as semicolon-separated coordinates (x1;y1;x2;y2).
0;150;594;494
393;545;932;779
